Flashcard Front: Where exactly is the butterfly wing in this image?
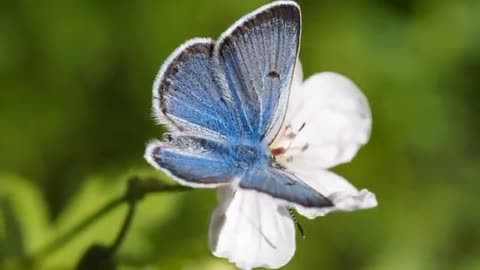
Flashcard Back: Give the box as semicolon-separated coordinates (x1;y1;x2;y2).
213;1;301;142
214;2;326;206
146;135;238;187
152;38;240;139
147;38;241;187
240;167;333;208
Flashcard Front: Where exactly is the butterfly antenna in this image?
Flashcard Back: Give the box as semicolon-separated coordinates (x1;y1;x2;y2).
288;207;306;239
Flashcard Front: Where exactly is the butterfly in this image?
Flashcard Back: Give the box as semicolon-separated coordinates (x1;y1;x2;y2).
144;1;333;209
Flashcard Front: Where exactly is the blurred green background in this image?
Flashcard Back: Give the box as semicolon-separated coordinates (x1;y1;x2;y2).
1;0;479;269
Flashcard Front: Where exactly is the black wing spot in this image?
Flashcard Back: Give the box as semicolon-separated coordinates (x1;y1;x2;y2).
267;70;280;79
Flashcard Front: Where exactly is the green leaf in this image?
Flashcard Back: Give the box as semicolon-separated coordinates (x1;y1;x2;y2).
0;173;51;262
0;195;26;261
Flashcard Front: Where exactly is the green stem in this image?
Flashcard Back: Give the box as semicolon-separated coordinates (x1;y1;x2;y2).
108;200;136;254
29;177;192;265
33;196;124;262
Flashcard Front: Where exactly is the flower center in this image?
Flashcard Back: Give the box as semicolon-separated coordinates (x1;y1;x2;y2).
270;146;286;156
269;122;308;164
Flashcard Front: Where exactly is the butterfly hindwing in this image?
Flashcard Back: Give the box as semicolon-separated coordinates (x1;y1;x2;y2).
214;1;301;142
146;134;238;187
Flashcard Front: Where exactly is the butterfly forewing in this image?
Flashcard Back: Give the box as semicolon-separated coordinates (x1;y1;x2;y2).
153;38;240;139
214;1;301;142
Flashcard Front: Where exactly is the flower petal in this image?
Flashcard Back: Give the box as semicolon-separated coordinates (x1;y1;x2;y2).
282;60;304;129
209;187;295;269
291;168;377;219
280;72;372;169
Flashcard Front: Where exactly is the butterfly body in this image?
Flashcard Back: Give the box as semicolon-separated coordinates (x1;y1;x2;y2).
230;137;270;167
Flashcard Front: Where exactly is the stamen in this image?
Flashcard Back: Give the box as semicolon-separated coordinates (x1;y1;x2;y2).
286;132;296;139
271;147;286;156
284;122;307;152
288;207;305;238
298;122;306;132
301;143;309;152
272;122;308;159
284;124;296;139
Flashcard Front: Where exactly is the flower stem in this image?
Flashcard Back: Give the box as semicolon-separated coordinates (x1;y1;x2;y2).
108;199;136;255
29;176;192;266
32;196;124;262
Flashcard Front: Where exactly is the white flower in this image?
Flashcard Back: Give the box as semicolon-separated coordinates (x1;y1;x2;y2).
208;62;377;269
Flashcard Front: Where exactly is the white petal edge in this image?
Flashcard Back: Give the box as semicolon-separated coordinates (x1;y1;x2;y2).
292;168;377;219
276;72;372;169
209;187;296;270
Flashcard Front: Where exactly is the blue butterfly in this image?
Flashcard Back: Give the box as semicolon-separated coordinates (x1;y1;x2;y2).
145;1;333;208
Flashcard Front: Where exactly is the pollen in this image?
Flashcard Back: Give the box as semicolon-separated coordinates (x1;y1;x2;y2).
270;147;286;156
